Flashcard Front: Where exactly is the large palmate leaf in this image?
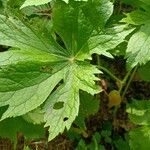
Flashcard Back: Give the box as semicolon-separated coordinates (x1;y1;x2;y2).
0;0;133;141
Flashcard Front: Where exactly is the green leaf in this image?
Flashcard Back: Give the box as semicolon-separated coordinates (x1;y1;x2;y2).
127;100;150;149
0;116;45;141
126;24;150;67
0;14;47;51
21;0;52;9
140;0;150;5
129;126;150;150
75;91;99;129
0;0;110;141
0;14;65;56
21;0;88;9
76;139;87;150
138;61;150;82
44;73;80;141
0;68;64;120
44;62;101;141
114;138;130;150
127;100;150;125
0;48;65;92
23;107;44;124
122;10;150;25
87;25;134;58
0;47;66;120
122;5;150;68
82;0;113;30
52;0;93;53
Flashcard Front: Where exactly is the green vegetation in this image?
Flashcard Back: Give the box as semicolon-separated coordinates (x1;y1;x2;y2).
0;0;150;149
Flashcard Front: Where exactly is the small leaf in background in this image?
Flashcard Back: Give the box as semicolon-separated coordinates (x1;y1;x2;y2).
129;126;150;150
138;61;150;82
122;10;150;25
114;138;130;150
88;132;105;150
76;139;87;150
101;130;111;138
123;3;150;68
127;99;150;125
0;117;45;142
75;91;100;129
88;25;134;58
126;24;150;68
109;42;127;56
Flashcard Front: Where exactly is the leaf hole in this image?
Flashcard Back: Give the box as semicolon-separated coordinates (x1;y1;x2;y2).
40;66;53;73
53;101;64;110
51;79;63;93
55;33;66;49
63;117;68;122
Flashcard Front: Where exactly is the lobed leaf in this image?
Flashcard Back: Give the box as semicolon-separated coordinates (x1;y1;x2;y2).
88;25;134;57
126;24;150;67
0;0;119;141
129;126;150;150
44;62;101;140
127;99;150;125
82;0;113;30
0;48;65;92
0;69;64;120
0;14;66;56
123;4;150;68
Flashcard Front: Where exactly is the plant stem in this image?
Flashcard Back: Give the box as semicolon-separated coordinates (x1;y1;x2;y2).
98;66;121;83
93;135;99;150
121;65;138;100
71;127;88;138
119;69;132;93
